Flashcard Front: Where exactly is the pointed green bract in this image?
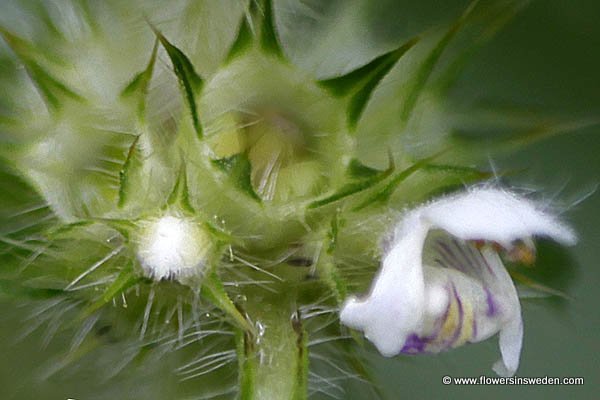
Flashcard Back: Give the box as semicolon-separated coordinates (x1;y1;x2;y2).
117;135;140;208
202;271;255;334
83;262;141;315
166;162;195;214
320;38;419;129
511;270;571;300
152;27;204;137
309;157;394;209
260;0;283;58
225;14;254;63
346;159;384;179
20;60;84;111
352;153;441;211
121;40;158;117
340;341;385;400
509;240;576;300
308;172;390;209
453;115;600;153
212;154;262;202
21;0;63;40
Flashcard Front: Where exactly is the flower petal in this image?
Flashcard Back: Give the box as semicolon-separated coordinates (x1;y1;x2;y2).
340;220;430;356
339;186;574;376
415;187;576;247
493;314;523;377
480;246;523;376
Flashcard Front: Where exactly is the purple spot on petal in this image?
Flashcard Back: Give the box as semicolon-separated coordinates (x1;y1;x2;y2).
401;333;428;354
485;288;499;317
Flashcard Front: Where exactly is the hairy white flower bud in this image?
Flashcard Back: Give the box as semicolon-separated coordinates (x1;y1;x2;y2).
136;215;212;282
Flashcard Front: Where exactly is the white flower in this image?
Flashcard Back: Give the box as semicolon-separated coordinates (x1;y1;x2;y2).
340;187;576;376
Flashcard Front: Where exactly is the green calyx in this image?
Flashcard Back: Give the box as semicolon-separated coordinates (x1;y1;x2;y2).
202;48;349;204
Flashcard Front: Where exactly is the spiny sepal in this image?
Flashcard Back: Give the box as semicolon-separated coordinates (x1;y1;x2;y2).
351;152;443;211
308;155;394;209
224;12;254;63
120;39;159;118
259;0;284;58
151;26;204;137
166;162;196;214
211;154;262;203
82;261;142;316
117;135;140;209
319;38;419;130
202;270;255;334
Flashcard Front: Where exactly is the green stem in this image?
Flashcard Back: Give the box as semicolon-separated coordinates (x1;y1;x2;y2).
238;276;308;400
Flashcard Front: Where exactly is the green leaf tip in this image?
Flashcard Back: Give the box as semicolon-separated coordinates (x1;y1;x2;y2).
327;214;340;254
308;154;394;209
166;162;196;214
150;24;204;137
319;37;419;130
83;262;141;316
340;341;385;399
259;0;284;58
452;116;600;152
225;14;254;63
202;271;256;334
352;151;445;211
510;269;572;301
18;1;64;40
117;135;140;208
212;154;262;203
93;218;137;241
121;39;158;116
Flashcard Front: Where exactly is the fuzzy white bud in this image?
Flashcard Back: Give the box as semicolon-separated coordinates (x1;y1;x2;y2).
137;215;212;282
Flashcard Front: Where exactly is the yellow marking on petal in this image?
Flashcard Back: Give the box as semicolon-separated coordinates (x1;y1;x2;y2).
451;300;473;348
436;291;460;344
428;288;475;351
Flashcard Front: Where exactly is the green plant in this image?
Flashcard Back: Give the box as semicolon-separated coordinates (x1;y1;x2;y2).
0;1;589;398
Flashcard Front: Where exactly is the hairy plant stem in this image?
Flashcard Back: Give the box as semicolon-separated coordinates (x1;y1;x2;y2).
238;266;309;400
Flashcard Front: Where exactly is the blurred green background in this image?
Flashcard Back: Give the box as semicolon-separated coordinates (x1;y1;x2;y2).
1;0;598;399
